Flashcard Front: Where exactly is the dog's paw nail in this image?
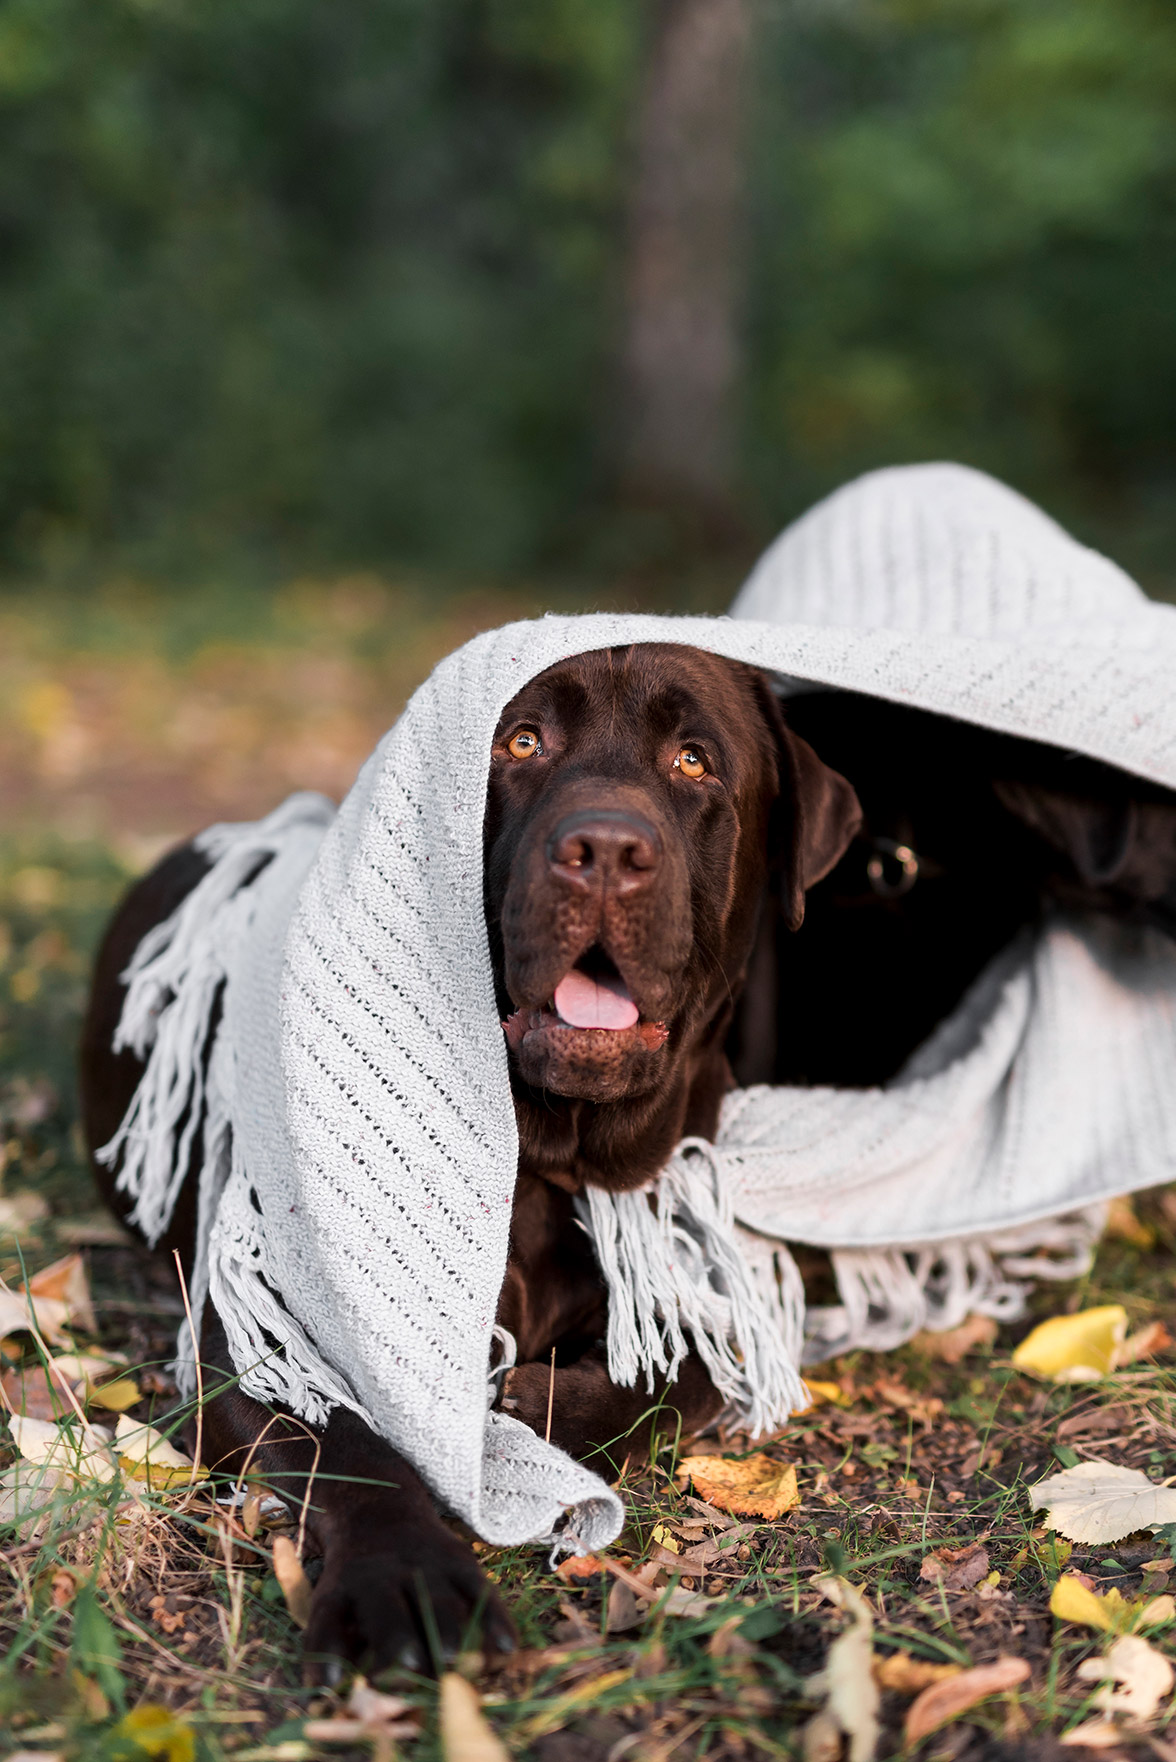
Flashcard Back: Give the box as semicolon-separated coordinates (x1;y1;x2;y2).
324;1657;344;1689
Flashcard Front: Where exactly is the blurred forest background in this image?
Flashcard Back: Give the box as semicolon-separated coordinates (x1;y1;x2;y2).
2;0;1176;849
3;0;1175;591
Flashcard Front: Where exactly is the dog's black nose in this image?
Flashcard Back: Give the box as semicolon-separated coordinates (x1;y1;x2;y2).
548;810;661;893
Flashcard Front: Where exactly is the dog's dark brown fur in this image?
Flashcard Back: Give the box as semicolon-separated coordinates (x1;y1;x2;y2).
81;651;1176;1677
81;644;861;1678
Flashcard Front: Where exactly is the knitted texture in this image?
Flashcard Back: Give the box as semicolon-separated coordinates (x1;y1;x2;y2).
103;463;1176;1550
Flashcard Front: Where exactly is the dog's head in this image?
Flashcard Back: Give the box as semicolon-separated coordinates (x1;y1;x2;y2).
482;644;861;1187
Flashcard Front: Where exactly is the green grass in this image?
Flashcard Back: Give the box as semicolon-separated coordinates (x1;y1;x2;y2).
4;829;1176;1761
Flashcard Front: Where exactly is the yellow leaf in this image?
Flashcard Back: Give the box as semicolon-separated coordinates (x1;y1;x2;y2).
116;1704;196;1762
874;1653;961;1694
1012;1306;1127;1382
272;1534;312;1629
676;1453;800;1519
88;1377;142;1413
1050;1574;1174;1634
114;1414;192;1469
650;1522;680;1553
793;1380;848;1415
1051;1575;1115;1631
440;1670;512;1760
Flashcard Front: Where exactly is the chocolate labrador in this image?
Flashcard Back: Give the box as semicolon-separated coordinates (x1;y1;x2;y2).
82;649;1176;1674
80;643;863;1678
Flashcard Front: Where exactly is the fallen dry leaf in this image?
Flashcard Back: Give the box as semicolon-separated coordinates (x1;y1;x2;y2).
556;1552;604;1582
1075;1634;1175;1724
1058;1716;1128;1747
1050;1574;1175;1634
114;1413;205;1486
912;1314;999;1364
605;1575;644;1634
812;1577;880;1762
0;1458;75;1532
919;1543;991;1593
802;1707;843;1762
440;1670;511;1761
1;1362;66;1420
26;1252;97;1336
1012;1306;1127;1382
904;1656;1030;1743
87;1376;142;1413
874;1653;961;1694
49;1350;130;1388
305;1677;417;1744
1104;1196;1157;1250
8;1413;117;1482
649;1522;680;1554
0;1282;72;1348
1031;1460;1176;1545
1117;1321;1171;1367
793;1380;848;1415
676;1452;800;1518
272;1535;312;1629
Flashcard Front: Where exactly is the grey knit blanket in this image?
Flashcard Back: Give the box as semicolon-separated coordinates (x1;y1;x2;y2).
100;464;1176;1552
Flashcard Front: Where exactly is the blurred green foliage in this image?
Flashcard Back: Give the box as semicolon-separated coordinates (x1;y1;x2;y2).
750;0;1176;582
0;0;1174;584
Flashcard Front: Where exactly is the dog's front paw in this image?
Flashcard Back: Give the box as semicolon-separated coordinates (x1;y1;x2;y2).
301;1525;514;1683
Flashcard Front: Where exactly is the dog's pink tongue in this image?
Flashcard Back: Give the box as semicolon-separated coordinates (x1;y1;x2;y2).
554;969;639;1031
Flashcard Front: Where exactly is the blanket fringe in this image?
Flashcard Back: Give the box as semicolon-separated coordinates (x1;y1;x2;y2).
583;1148;1107;1435
581;1142;810;1437
803;1207;1107;1364
96;793;335;1245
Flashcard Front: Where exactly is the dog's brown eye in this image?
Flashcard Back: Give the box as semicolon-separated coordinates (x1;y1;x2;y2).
507;727;543;760
675;747;707;779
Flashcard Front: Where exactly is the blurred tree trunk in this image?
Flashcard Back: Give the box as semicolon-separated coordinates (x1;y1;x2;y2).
618;0;751;530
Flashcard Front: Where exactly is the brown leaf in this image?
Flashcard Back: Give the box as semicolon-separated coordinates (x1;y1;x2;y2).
1;1362;66;1420
919;1544;991;1593
904;1657;1030;1743
1117;1321;1171;1367
271;1534;312;1629
605;1578;643;1634
676;1452;800;1519
871;1377;944;1426
26;1252;97;1336
911;1315;999;1365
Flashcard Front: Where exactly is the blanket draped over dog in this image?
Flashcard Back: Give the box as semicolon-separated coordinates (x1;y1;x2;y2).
101;464;1176;1552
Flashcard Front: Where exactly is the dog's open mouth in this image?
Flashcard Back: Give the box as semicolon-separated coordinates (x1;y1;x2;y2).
552;945;639;1030
501;947;668;1054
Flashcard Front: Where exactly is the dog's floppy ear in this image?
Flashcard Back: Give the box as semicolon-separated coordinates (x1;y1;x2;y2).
777;725;863;931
